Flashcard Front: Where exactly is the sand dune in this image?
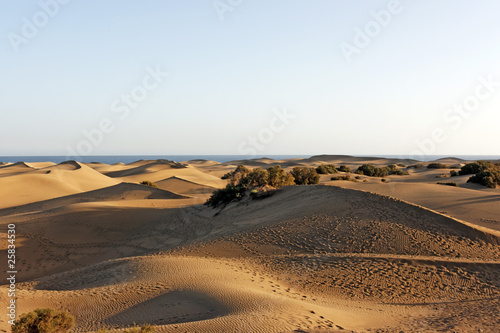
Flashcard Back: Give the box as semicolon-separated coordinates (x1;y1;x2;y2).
0;182;190;216
156;176;216;198
0;161;120;209
1;157;499;332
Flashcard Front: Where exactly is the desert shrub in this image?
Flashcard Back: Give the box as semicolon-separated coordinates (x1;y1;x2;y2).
437;182;458;187
315;164;337;174
427;163;448;169
140;181;158;188
387;164;409;175
331;174;351;181
221;165;250;184
338;165;351;173
408;163;424;169
381;178;387;182
459;161;495;175
244;167;269;187
205;184;245;208
396;163;406;168
267;165;295;188
450;170;458;177
206;165;295;207
467;169;500;188
355;176;361;179
356;164;388;177
12;308;75;333
291;167;320;185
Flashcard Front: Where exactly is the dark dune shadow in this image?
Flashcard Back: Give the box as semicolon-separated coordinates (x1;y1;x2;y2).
104;291;229;327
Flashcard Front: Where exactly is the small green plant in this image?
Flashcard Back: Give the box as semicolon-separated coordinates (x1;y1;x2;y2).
140;181;158;188
12;308;75;333
450;170;458;177
437;182;458;187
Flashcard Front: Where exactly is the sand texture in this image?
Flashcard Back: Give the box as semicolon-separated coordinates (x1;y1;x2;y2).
1;156;499;332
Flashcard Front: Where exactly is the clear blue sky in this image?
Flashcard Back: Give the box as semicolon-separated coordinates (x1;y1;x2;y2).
1;0;499;157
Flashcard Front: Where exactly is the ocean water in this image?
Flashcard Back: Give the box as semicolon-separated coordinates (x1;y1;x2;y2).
0;155;498;164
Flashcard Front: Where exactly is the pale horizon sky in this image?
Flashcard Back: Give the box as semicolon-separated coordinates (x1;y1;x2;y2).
1;0;499;159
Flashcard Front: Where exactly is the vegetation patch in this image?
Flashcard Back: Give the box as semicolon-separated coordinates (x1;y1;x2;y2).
12;308;75;333
206;165;298;208
427;163;449;169
459;161;500;188
437;182;458;187
315;164;337;174
140;181;158;188
355;164;408;177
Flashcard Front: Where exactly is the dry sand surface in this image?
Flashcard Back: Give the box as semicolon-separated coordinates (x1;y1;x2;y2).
1;156;499;332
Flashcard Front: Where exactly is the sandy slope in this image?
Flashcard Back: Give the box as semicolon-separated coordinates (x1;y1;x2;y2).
0;161;120;209
1;156;499;332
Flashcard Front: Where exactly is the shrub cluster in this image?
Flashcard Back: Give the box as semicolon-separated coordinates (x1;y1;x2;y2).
12;308;75;333
459;161;495;175
206;165;298;208
338;165;351;173
427;163;449;169
291;167;320;185
455;161;500;188
355;164;408;177
315;164;337;174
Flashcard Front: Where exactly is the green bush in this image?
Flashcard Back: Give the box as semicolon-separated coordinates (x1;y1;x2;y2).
221;165;250;184
315;164;337;174
356;164;409;177
266;165;295;188
387;164;409;175
450;170;458;177
455;161;500;188
437;181;458;187
356;164;389;177
338;165;351;173
409;163;424;169
467;169;500;188
140;181;158;188
205;184;246;208
244;167;269;187
291;167;320;185
206;165;295;207
12;308;75;333
459;161;495;175
427;163;448;169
